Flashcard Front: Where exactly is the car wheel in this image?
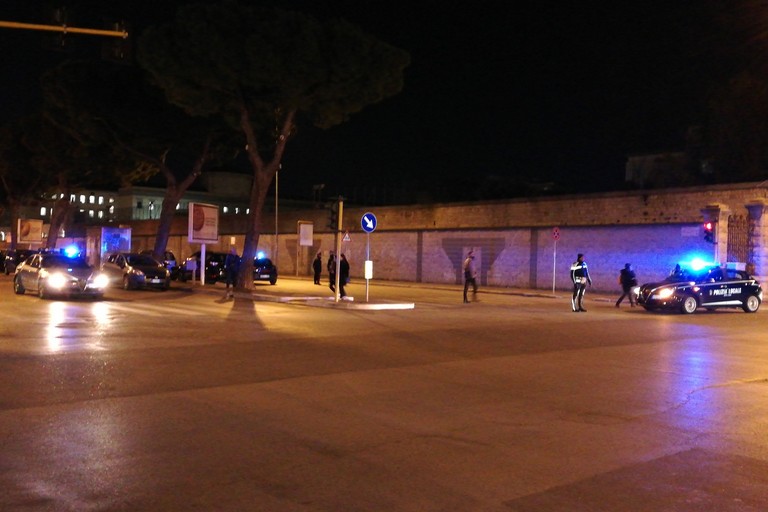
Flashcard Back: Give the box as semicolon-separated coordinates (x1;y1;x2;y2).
38;284;48;300
269;276;277;285
743;295;761;313
123;276;132;290
681;295;698;314
13;277;25;295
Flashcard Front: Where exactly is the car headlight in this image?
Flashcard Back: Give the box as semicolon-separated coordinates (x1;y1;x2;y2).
47;273;69;289
92;274;110;289
130;268;145;277
656;288;675;299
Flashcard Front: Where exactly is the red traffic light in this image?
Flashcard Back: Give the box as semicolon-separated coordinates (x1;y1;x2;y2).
704;222;713;230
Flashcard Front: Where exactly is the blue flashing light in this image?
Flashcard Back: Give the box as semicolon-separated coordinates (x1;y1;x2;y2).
678;256;717;271
63;245;80;258
256;251;266;259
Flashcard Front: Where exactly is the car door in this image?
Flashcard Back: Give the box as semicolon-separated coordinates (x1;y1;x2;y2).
21;254;42;291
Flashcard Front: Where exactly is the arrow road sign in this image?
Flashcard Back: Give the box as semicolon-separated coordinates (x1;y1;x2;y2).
361;212;377;233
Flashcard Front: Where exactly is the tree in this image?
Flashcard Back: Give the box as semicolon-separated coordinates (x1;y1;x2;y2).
137;2;409;288
0;118;46;250
41;59;229;260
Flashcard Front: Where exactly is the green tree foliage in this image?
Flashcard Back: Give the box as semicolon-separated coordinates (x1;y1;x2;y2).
138;1;409;288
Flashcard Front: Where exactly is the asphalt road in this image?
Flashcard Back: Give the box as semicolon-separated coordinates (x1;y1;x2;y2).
1;275;767;511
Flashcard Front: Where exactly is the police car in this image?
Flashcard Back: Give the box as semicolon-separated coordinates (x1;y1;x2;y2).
637;262;762;314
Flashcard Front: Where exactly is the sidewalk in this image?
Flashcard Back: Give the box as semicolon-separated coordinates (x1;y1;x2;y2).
180;275;617;309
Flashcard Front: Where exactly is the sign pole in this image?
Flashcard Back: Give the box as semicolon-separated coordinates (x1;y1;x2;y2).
552;239;556;294
366;232;370;302
551;227;560;294
334;198;343;302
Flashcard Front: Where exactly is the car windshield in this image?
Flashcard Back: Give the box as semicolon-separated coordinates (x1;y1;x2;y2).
42;255;91;269
126;254;159;266
254;258;273;267
665;266;723;284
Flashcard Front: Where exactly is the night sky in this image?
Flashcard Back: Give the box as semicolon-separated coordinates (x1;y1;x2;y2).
0;1;762;203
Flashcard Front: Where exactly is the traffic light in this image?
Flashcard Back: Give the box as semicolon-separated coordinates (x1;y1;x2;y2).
703;222;715;243
327;202;339;231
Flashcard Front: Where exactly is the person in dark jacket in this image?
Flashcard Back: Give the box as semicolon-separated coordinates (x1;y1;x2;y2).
327;251;336;292
615;263;638;307
339;253;350;298
570;253;592;312
223;246;241;299
312;252;323;285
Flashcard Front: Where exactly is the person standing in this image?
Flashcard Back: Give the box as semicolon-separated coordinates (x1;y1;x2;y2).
615;263;637;307
570;253;592;312
327;251;336;293
462;250;478;303
223;246;241;299
312;252;323;285
339;253;350;298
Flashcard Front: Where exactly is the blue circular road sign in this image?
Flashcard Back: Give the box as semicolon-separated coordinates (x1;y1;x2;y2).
361;212;377;233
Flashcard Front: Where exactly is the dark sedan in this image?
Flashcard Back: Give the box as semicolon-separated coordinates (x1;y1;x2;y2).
101;252;171;290
637;264;762;314
179;251;227;283
253;257;278;285
4;249;37;275
13;252;109;299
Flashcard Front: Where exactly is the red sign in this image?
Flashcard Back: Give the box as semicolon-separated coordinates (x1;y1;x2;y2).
553;227;560;241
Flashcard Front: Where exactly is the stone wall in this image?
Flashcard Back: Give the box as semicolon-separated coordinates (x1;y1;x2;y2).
113;181;768;293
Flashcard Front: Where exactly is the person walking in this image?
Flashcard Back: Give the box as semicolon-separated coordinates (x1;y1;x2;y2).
462;250;478;303
615;263;638;307
223;246;241;299
312;252;323;285
327;251;336;293
570;253;592;312
339;253;350;298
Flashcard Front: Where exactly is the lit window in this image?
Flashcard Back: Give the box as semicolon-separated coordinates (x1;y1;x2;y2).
98;211;104;219
246;208;250;214
176;203;180;210
109;197;115;203
235;207;240;214
98;196;104;205
223;206;229;213
51;194;57;199
70;194;76;203
89;210;95;218
40;207;47;216
89;195;95;204
79;194;86;203
109;205;114;214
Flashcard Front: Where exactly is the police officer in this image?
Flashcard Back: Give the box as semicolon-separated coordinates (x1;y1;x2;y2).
570;253;592;312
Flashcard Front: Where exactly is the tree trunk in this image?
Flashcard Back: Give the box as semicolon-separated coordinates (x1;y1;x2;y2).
152;187;185;260
235;106;295;290
46;196;73;249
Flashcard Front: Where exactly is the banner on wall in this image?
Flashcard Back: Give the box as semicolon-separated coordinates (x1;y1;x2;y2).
17;219;43;244
188;202;219;244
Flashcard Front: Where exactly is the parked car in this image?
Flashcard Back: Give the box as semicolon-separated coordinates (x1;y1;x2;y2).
4;249;37;275
102;252;171;290
253;257;278;285
637;263;762;314
140;249;179;280
178;251;228;283
13;252;109;299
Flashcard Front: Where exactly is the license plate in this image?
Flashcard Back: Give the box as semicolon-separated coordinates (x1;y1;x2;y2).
150;278;163;283
260;274;270;279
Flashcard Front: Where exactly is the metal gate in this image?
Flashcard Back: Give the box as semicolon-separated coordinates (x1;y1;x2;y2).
727;214;750;263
